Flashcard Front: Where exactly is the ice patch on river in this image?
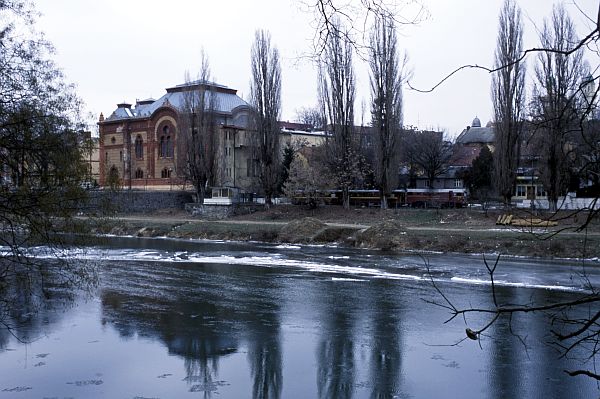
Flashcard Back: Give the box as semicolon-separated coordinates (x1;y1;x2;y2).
450;276;581;292
1;243;595;293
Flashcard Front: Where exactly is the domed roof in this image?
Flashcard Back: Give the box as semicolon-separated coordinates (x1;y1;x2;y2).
472;116;481;128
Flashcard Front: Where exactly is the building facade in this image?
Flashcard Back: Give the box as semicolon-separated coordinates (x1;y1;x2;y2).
98;80;255;191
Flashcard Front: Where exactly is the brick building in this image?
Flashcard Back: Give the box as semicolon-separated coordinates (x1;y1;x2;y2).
98;80;254;191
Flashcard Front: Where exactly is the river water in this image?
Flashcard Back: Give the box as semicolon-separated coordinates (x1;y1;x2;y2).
0;236;599;398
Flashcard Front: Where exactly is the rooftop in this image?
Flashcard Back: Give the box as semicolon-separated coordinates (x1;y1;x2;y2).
103;81;249;122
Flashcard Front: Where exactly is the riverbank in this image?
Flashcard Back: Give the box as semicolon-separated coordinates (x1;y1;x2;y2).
83;205;600;259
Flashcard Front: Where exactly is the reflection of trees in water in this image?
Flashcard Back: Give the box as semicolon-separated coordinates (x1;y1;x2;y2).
101;288;238;397
238;279;282;399
526;290;587;398
315;284;356;399
0;260;80;346
248;333;281;399
488;287;591;398
101;261;284;398
366;282;403;398
489;286;526;399
313;280;406;398
245;303;282;399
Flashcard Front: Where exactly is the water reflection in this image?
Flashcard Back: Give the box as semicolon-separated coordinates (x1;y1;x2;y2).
0;261;79;346
100;263;242;397
2;240;598;398
489;286;527;399
100;259;287;397
366;281;403;398
315;282;357;398
242;284;282;399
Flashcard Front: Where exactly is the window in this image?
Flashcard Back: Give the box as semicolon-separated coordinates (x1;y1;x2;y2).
246;159;259;177
454;179;462;188
111;136;116;144
536;186;546;197
119;151;123;161
135;169;144;179
159;136;165;158
424;180;430;188
135;135;143;159
161;168;172;178
159;126;172;158
166;135;173;157
516;185;526;197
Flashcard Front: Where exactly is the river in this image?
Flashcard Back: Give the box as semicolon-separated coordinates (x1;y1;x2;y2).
0;236;599;398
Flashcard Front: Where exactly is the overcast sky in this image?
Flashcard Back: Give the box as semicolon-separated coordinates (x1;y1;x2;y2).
36;0;598;137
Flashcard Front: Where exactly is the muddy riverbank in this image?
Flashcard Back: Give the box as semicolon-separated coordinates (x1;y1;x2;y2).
79;206;600;259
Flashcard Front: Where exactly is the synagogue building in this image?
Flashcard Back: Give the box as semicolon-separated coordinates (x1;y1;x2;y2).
98;80;255;191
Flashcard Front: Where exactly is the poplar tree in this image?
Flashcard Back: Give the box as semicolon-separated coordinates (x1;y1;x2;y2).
530;4;585;212
318;20;359;210
179;51;219;204
250;30;282;207
492;0;525;206
369;15;404;209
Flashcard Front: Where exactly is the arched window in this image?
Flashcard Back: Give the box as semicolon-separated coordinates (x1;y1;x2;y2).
135;135;143;159
159;125;174;158
135;169;144;179
166;135;173;157
159;135;166;158
161;168;172;179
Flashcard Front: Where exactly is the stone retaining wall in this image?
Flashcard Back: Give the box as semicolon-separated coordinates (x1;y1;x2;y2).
86;190;193;214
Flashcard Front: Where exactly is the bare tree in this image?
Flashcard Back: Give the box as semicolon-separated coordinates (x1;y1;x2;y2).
295;106;326;130
178;52;219;204
369;15;404;209
0;0;97;332
284;149;331;209
530;4;586;213
302;0;428;57
492;0;525;207
318;19;360;209
250;30;282;207
426;255;600;381
403;130;451;188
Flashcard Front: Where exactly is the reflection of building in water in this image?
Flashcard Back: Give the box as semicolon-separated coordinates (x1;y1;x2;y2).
100;289;239;386
99;264;283;396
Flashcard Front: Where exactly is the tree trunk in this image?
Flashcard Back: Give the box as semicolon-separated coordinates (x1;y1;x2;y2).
342;187;350;210
197;184;206;205
380;189;388;209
